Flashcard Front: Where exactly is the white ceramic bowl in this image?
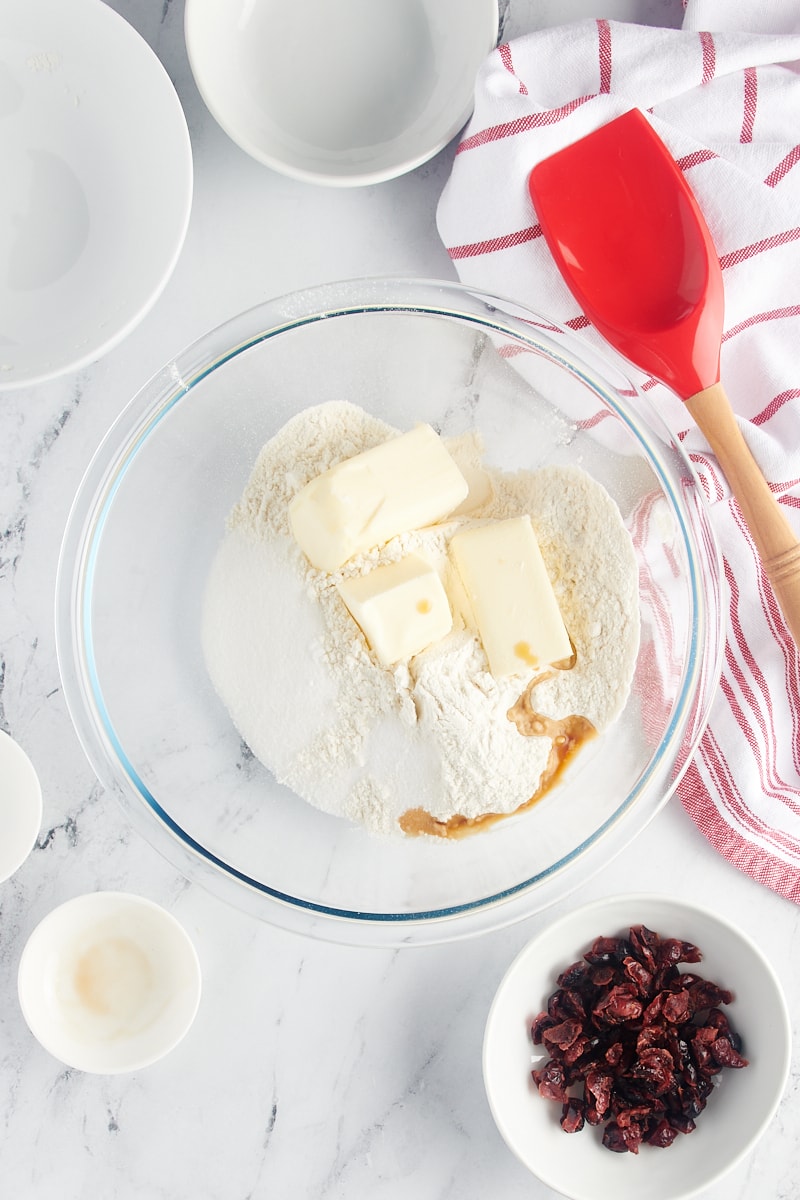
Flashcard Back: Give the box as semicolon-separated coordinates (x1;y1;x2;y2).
0;730;42;883
18;892;202;1074
0;0;192;390
483;894;792;1200
184;0;498;186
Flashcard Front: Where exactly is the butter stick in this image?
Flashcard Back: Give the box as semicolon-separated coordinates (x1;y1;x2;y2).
288;424;468;571
448;516;571;677
337;554;453;667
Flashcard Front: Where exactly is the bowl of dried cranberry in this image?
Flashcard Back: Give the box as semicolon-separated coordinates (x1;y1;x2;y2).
483;894;791;1200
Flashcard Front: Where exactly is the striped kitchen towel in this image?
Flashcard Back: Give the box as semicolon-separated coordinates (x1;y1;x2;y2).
436;0;800;901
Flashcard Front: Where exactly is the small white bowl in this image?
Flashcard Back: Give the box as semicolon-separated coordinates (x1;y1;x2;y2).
184;0;498;186
18;892;201;1074
0;730;43;883
483;894;791;1200
0;0;192;390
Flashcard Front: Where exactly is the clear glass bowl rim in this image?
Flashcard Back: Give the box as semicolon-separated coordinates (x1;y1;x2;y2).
55;277;725;946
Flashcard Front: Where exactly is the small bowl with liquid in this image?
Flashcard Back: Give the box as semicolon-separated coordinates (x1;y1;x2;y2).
17;892;201;1074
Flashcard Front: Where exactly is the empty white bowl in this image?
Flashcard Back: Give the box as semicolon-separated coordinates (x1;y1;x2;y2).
0;0;192;389
18;892;202;1074
184;0;498;186
483;894;792;1200
0;730;42;882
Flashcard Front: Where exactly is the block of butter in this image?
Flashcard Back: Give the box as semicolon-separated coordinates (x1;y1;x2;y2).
337;553;453;667
448;515;571;677
288;424;468;571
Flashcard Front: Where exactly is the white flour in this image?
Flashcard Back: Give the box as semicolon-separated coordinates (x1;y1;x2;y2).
202;401;640;836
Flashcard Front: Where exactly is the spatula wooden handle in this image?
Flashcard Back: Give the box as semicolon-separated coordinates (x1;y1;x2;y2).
686;382;800;647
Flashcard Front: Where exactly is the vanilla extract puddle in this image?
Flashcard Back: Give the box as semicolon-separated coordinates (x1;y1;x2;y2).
399;655;596;840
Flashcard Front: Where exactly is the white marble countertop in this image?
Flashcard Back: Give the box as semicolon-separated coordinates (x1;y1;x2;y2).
2;2;798;1197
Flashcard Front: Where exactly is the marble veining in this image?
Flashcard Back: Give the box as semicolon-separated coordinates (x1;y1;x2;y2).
1;2;797;1199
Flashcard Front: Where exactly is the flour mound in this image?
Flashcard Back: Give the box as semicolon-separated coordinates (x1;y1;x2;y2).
202;401;640;836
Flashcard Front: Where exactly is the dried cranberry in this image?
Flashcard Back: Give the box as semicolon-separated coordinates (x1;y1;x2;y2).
706;1007;733;1035
646;1119;679;1148
593;984;643;1026
557;960;592;989
560;1097;586;1133
629;924;659;971
632;1048;674;1095
710;1037;749;1069
605;1041;624;1066
642;992;665;1026
586;935;630;964
691;1027;720;1074
533;1060;568;1103
656;938;701;967
679;941;703;963
602;1119;644;1154
530;1011;554;1044
636;1026;665;1055
673;972;703;990
590;964;616;986
662;989;691;1024
563;1035;591;1066
614;1102;658;1128
689;979;734;1013
543;1019;583;1052
666;1112;696;1135
623;955;654;996
585;1067;614;1117
558;988;589;1019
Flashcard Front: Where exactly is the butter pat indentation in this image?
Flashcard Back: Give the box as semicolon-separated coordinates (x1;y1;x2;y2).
448;515;571;677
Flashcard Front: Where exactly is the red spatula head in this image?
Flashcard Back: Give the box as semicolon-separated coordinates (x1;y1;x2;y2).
528;108;724;400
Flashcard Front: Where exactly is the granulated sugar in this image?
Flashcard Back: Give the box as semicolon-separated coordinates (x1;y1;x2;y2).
201;401;640;836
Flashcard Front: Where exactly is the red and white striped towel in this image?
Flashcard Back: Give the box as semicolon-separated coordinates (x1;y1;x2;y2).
436;0;800;902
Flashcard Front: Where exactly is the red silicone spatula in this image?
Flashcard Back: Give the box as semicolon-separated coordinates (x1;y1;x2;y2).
528;107;800;647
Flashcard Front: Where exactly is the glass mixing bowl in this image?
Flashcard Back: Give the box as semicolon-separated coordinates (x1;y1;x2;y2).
56;279;724;945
